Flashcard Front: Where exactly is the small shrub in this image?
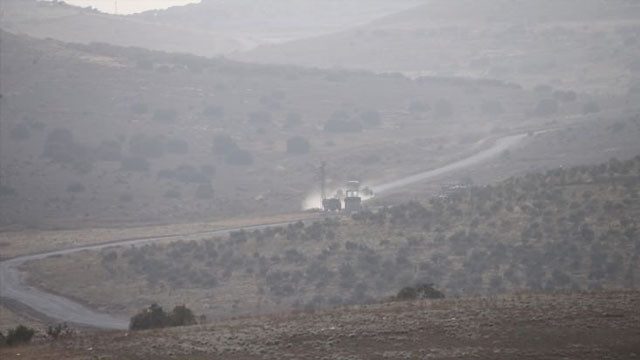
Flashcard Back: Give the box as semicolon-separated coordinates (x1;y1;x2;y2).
10;124;30;140
553;90;577;102
129;304;197;330
120;156;150;172
360;110;382;128
129;303;168;330
324;111;362;133
582;101;601;114
284;112;302;129
212;134;238;155
248;111;272;126
95;139;122;161
67;182;85;193
159;164;208;183
533;99;558;117
286;136;310;155
129;134;165;158
153;108;178;123
3;325;35;346
203;105;224;120
43;127;90;167
225;149;253;166
130;102;148;115
1;185;17;197
195;183;214;199
168;305;196;327
165;139;189;155
164;189;181;199
46;322;73;340
394;283;444;301
119;193;133;202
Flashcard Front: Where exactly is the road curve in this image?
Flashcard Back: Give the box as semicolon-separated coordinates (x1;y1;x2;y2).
0;132;530;329
0;222;297;329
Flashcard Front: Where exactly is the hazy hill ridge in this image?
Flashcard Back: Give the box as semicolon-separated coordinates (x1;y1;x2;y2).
0;0;427;56
238;0;640;92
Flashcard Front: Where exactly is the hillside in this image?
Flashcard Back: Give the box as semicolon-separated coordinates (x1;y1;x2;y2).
133;0;426;46
20;156;640;322
2;30;589;229
0;0;425;56
238;0;640;92
0;0;243;56
2;291;639;359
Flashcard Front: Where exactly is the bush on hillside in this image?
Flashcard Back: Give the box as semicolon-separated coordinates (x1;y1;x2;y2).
130;102;148;115
394;283;445;301
203;105;224;120
129;303;168;330
286;136;310;154
95;139;122;161
225;149;253;166
212;134;238;155
1;325;35;346
120;156;150;172
582;101;601;114
360;110;382;128
153;108;178;123
10;124;30;140
533;98;558;117
129;304;197;330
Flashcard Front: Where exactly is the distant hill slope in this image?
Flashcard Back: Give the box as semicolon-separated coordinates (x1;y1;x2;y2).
0;0;243;56
238;0;640;92
134;0;426;41
2;31;575;229
0;0;426;56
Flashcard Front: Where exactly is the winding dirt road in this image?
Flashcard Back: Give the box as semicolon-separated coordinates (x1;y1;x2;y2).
0;132;529;329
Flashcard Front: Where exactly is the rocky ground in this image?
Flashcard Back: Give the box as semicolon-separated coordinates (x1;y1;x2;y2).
2;291;638;359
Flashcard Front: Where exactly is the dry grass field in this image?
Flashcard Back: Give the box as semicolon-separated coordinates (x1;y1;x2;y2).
2;291;638;359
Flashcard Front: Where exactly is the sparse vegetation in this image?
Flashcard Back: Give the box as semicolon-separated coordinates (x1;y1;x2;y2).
153;108;178;123
324;111;362;133
10;124;30;140
224;149;253;166
394;283;444;301
46;323;73;340
286;136;310;154
212;135;238;155
533;98;558;117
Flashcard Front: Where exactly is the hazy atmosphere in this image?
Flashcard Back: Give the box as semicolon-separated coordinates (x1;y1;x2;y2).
0;1;639;358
